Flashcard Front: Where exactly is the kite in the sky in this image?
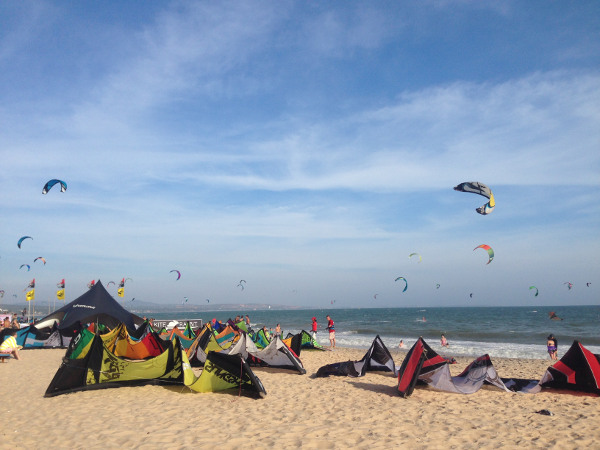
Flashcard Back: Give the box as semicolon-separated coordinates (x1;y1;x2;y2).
20;264;31;271
42;179;67;194
587;282;592;287
474;244;494;264
182;296;188;305
529;286;539;297
469;293;473;298
17;236;32;249
34;257;46;265
125;278;133;284
170;270;181;280
107;281;116;287
237;280;246;290
206;299;210;303
564;282;573;290
436;283;440;289
373;294;378;299
409;252;422;263
454;181;495;215
395;277;408;292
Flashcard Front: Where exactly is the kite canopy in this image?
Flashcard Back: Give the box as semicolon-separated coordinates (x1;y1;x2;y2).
170;269;181;280
454;181;495;215
409;252;422;263
539;341;600;395
17;236;32;249
316;336;396;377
395;276;408;292
35;280;143;332
529;286;539;297
473;244;494;264
42;179;67;194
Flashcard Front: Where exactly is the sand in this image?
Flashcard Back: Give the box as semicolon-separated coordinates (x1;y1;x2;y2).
1;347;598;449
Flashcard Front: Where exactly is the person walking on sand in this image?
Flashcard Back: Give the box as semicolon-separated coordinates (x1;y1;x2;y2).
311;317;318;340
326;315;335;348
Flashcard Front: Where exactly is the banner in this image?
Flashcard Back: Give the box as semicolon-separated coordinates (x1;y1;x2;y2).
56;289;65;300
151;319;203;330
26;289;35;301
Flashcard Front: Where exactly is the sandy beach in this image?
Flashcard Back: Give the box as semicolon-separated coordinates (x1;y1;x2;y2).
1;347;598;449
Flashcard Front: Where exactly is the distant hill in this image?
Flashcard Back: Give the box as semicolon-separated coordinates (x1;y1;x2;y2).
1;299;302;316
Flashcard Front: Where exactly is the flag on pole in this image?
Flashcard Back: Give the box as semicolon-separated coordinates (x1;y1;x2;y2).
117;278;125;298
26;289;35;301
56;289;65;300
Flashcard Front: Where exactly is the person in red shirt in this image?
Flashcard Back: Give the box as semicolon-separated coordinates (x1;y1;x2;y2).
326;315;335;348
311;317;318;340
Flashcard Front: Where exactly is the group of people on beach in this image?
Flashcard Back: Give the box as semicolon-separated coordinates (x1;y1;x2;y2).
311;315;336;348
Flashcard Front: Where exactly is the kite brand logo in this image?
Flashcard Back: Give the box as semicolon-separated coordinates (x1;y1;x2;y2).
73;304;95;309
204;361;241;384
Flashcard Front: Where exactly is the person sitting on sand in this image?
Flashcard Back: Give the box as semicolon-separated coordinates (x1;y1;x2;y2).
0;329;21;361
440;334;449;347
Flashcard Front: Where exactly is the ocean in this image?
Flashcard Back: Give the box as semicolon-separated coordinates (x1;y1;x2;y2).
148;305;600;360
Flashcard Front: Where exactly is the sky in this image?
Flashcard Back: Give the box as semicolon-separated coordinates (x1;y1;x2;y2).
1;1;599;309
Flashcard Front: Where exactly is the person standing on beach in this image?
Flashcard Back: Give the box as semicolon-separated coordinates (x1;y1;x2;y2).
311;317;318;340
440;334;449;347
547;334;558;360
326;315;335;348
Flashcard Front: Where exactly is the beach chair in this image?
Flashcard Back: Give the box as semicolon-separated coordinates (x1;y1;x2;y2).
0;353;11;362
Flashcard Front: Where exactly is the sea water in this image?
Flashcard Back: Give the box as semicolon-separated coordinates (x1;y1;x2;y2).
149;305;600;360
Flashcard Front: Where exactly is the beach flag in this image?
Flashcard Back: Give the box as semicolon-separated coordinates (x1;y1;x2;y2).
117;277;125;298
56;289;65;300
26;289;35;301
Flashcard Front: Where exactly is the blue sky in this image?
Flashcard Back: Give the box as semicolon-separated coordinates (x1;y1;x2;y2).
1;1;599;308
